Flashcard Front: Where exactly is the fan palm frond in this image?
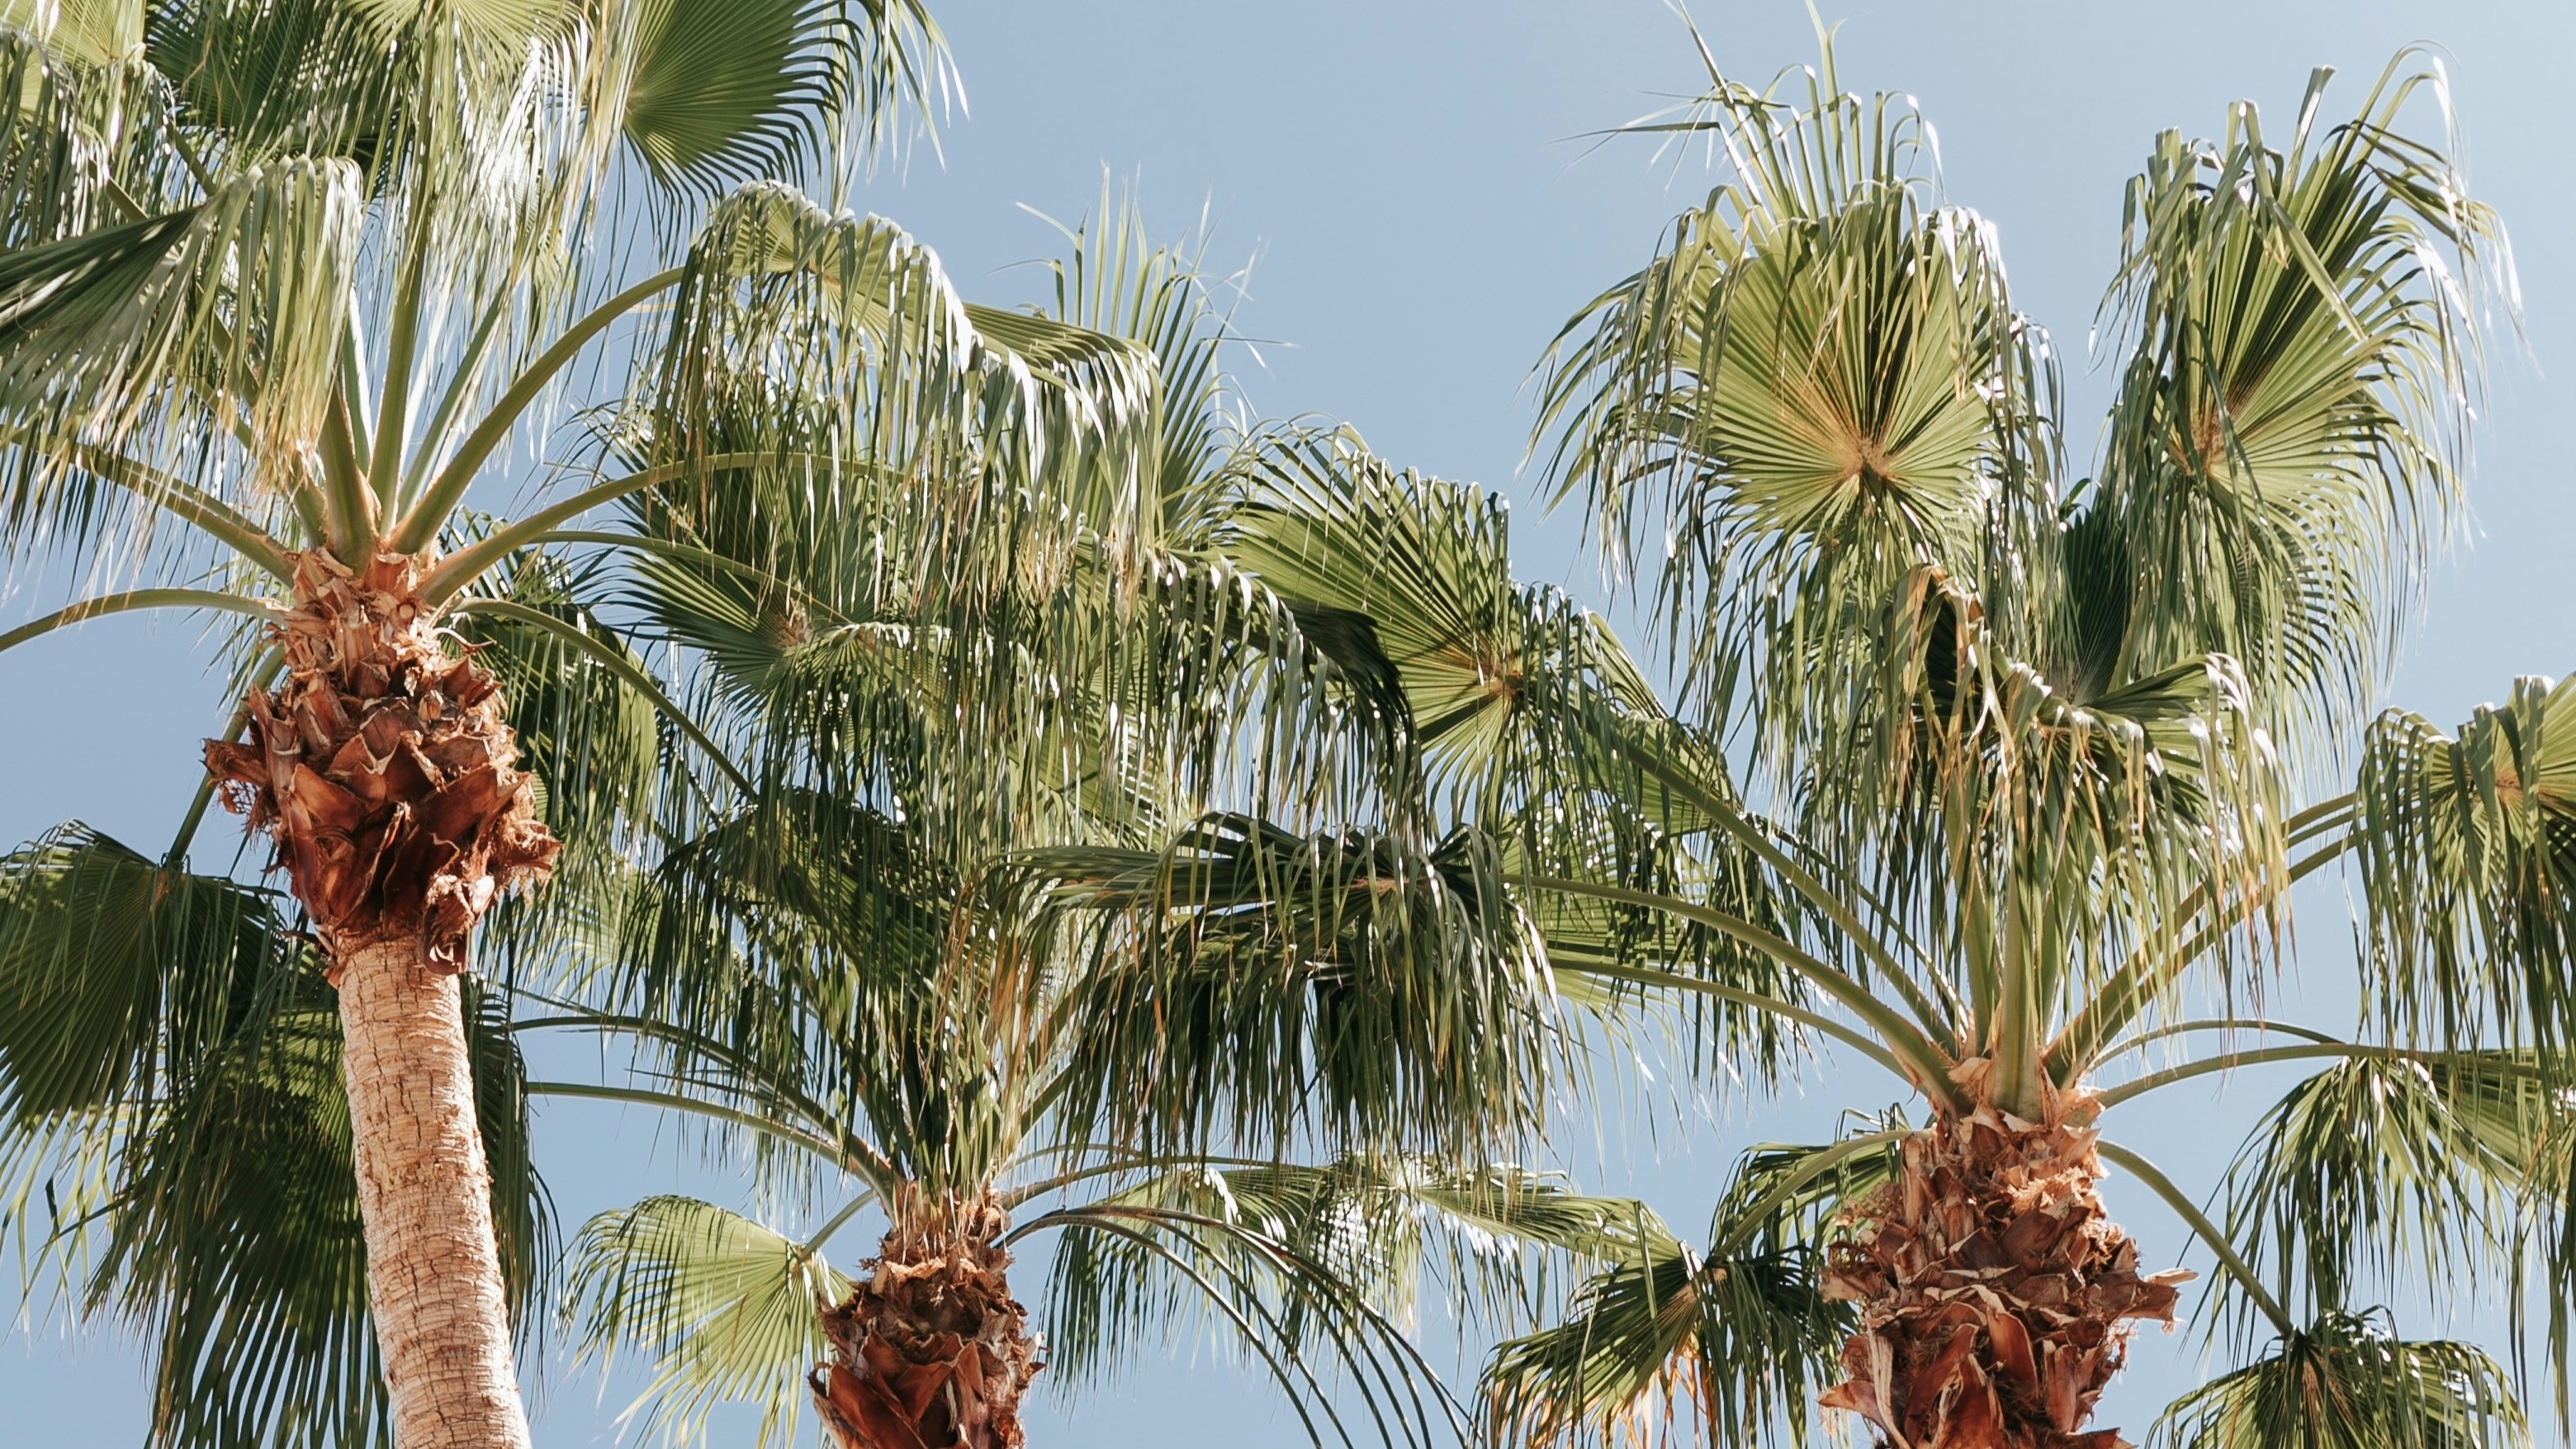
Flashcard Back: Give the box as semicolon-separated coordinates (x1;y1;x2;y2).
569;1195;852;1449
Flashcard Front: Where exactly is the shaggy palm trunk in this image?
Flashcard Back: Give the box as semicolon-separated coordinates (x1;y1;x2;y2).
810;1201;1044;1449
205;549;558;1449
1818;1097;2190;1449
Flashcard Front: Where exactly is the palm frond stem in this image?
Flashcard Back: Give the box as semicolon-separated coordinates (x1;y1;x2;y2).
1520;874;1961;1106
1709;1128;1907;1258
2097;1139;2294;1336
0;432;299;579
1014;1204;1464;1447
398;286;511;511
0;589;279;655
318;386;376;555
2091;1041;2540;1110
798;1191;878;1255
2053;842;2353;1081
1557;959;1910;1082
2090;1019;2347;1065
511;1012;902;1191
166;647;286;865
1625;744;1949;1037
366;197;437;524
1007;1210;1352;1446
524;530;850;623
523;1081;895;1194
340;315;375;486
417;452;836;604
444;598;751;793
394;268;687;552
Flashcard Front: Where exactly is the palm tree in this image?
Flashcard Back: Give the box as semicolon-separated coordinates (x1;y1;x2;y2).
535;206;1611;1448
0;3;1170;1445
1431;37;2574;1449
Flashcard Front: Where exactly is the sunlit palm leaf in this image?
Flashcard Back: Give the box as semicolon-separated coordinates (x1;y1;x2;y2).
1480;1222;1842;1447
2094;57;2510;759
570;1195;850;1449
0;27;182;248
0;159;358;567
1217;429;1655;826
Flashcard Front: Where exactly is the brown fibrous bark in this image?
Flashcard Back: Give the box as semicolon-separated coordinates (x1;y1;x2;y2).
1818;1085;2191;1449
811;1199;1045;1449
204;549;558;977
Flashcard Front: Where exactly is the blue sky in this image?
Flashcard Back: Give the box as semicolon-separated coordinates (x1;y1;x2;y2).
7;1;2574;1443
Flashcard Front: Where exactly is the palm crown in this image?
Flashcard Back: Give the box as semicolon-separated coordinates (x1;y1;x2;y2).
541;206;1610;1449
1457;36;2574;1449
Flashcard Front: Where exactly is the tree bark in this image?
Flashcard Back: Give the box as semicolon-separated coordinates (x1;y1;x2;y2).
339;934;533;1449
1818;1096;2191;1449
203;548;557;1449
810;1201;1044;1449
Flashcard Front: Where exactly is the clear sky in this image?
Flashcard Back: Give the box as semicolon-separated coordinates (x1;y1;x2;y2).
7;1;2574;1444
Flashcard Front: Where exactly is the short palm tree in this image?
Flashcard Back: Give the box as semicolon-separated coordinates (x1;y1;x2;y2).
538;211;1603;1448
1434;39;2574;1449
0;2;1170;1445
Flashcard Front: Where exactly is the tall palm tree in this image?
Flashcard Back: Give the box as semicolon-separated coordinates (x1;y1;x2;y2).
537;206;1615;1449
0;3;1168;1445
1435;37;2574;1449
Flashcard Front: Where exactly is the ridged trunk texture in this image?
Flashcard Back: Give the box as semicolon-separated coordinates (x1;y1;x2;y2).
810;1204;1044;1449
339;935;532;1449
1818;1100;2190;1449
205;548;556;1449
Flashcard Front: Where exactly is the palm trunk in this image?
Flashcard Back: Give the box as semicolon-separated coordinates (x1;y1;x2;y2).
339;935;532;1449
810;1201;1044;1449
205;548;558;1449
1817;1099;2190;1449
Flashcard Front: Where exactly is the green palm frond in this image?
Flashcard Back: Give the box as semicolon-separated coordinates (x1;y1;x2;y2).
0;826;551;1449
0;826;280;1134
1020;813;1560;1163
97;992;383;1449
91;963;543;1449
1031;182;1238;528
0;158;358;566
452;545;667;873
1023;1190;1470;1449
0;0;143;67
1039;1155;1655;1377
2355;674;2576;1056
1536;40;2055;765
2218;1054;2562;1340
2152;1310;2524;1449
640;182;1157;605
2093;55;2510;758
569;1195;850;1449
0;29;182;247
1219;427;1655;824
1478;1119;1893;1448
591;789;987;1196
1480;1219;1843;1449
611;0;942;199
